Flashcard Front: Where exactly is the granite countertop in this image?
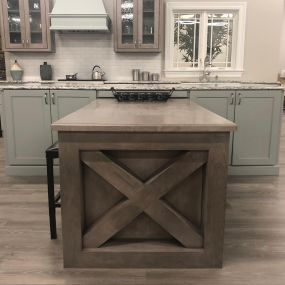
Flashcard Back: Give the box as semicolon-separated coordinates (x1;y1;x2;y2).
0;81;283;91
52;99;237;133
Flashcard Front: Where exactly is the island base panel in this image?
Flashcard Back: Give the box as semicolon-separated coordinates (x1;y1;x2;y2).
59;132;229;268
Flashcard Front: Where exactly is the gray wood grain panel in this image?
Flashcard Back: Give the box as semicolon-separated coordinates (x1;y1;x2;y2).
58;130;229;268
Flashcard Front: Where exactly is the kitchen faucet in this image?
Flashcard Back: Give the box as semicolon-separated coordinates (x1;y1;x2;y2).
200;55;212;82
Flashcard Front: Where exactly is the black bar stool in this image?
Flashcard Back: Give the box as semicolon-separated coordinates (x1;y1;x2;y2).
46;142;60;239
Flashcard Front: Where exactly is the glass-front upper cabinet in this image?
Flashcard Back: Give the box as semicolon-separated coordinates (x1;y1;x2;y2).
24;0;48;48
115;0;162;52
0;0;52;51
138;0;160;49
118;0;138;49
2;0;25;49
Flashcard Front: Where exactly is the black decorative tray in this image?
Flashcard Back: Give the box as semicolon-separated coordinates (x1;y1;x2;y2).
111;88;175;102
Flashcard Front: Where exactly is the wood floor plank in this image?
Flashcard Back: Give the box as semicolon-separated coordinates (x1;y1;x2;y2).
0;117;285;284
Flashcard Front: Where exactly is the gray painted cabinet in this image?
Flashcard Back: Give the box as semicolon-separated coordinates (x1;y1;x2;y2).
3;89;96;166
2;88;283;175
191;90;283;167
190;90;235;163
3;89;52;165
0;90;3;136
232;90;283;166
50;90;96;142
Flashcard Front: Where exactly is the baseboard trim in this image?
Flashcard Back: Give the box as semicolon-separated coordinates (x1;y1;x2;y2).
5;165;59;176
228;165;279;176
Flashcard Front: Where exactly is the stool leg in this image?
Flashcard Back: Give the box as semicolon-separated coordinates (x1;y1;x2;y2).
47;155;57;239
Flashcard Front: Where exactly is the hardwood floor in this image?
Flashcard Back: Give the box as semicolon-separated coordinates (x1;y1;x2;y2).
0;118;285;284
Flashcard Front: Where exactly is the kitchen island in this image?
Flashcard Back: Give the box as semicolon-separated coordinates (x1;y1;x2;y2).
52;99;236;268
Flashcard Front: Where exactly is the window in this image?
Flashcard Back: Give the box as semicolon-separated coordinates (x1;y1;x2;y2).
165;2;247;78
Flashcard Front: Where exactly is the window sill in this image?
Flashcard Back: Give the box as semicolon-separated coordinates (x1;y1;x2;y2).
164;69;244;78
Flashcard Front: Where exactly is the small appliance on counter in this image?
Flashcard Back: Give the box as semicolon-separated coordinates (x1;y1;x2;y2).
132;69;160;82
92;65;105;80
151;73;160;81
10;60;24;81
40;62;52;80
141;71;150;81
65;73;78;81
58;73;105;83
132;69;140;81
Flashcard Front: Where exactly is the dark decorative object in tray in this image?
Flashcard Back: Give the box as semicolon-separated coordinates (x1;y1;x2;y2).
111;88;175;102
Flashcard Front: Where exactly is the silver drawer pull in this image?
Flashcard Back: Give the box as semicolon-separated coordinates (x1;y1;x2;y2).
51;93;55;105
230;93;235;105
44;93;48;104
238;93;242;105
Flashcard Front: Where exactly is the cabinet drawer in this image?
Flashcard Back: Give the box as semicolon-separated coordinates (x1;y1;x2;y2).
172;90;189;98
96;90;114;98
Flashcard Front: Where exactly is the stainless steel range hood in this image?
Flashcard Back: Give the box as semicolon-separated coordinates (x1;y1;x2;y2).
50;0;111;32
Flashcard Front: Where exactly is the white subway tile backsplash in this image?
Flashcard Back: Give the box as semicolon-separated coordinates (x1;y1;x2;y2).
5;33;163;81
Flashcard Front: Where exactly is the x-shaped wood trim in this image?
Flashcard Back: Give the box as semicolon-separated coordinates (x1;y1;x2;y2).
82;151;207;248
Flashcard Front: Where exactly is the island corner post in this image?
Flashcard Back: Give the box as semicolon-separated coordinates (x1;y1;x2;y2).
53;100;236;268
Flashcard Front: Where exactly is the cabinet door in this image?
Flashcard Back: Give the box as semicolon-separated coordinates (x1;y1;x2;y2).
232;90;283;166
0;90;3;136
50;90;96;142
3;90;52;165
23;0;48;49
1;0;26;49
191;90;235;162
137;0;160;50
116;0;138;50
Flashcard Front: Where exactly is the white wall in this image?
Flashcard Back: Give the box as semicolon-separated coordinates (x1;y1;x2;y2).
240;0;283;81
279;1;285;71
4;0;284;82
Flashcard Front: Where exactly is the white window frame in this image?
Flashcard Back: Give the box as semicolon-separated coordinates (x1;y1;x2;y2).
165;2;247;78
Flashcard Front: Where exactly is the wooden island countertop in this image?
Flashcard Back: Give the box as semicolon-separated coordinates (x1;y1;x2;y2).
53;99;237;269
51;99;237;132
